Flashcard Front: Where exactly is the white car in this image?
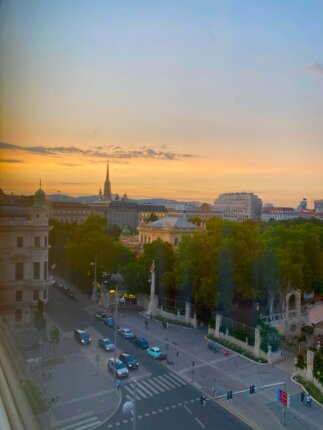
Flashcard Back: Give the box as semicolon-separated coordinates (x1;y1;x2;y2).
118;328;135;339
108;358;129;378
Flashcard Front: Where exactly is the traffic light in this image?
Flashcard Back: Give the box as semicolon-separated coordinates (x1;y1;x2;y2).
250;385;255;394
227;389;233;400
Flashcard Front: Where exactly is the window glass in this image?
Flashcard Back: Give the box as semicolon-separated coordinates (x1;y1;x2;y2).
15;262;24;280
17;237;23;247
34;237;40;247
16;290;23;302
33;262;40;280
33;289;39;301
44;261;48;280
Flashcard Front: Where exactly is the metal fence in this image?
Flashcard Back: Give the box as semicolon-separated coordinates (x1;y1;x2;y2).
220;316;255;346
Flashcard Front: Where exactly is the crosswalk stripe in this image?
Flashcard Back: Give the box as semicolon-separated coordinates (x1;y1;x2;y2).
136;382;153;398
57;417;100;430
145;378;166;393
155;375;177;390
163;374;182;387
124;384;147;400
169;373;187;385
139;379;160;395
154;376;173;391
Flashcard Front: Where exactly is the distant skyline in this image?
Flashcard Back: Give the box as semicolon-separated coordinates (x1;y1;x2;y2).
1;1;323;207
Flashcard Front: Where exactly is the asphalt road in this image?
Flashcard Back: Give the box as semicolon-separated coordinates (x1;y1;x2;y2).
44;277;252;430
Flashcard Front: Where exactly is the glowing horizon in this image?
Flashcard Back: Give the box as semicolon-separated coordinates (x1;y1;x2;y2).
1;1;322;208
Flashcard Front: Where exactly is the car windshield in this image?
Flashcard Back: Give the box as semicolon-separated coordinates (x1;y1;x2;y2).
103;340;112;346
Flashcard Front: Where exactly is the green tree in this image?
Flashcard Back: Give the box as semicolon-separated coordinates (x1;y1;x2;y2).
49;326;60;359
33;300;47;332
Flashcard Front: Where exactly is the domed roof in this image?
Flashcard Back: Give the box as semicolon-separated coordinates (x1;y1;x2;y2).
121;225;132;236
34;182;46;208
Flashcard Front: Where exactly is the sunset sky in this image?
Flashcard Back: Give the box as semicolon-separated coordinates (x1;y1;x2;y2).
1;0;322;206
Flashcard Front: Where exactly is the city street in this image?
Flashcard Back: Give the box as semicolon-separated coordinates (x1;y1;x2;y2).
14;274;323;430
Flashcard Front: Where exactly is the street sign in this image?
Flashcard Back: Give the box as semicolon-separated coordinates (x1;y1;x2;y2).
277;389;290;407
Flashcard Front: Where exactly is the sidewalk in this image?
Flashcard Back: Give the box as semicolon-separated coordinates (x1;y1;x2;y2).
119;311;323;430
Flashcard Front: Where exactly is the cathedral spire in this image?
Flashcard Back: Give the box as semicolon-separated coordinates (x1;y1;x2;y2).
103;161;112;201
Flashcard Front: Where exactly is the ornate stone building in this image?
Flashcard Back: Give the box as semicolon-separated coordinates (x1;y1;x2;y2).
0;186;51;324
138;216;200;247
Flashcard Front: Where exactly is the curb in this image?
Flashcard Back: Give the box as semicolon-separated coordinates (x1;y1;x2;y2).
291;375;323;407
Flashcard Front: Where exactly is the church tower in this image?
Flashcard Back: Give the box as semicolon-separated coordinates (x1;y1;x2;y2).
103;162;112;201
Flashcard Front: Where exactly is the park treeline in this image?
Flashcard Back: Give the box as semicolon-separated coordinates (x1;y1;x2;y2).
49;216;323;316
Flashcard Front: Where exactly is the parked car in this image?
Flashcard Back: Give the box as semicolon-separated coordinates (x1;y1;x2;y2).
133;337;149;350
147;346;161;359
98;338;115;352
95;311;107;320
74;329;91;345
119;353;139;370
118;328;135;339
103;317;115;329
107;358;129;378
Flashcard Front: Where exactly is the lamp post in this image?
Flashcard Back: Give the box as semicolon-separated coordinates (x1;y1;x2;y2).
91;255;97;301
113;279;118;380
122;379;137;430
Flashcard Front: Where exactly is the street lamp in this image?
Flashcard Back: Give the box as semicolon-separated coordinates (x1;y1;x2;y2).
122;379;137;430
90;255;97;301
113;280;118;378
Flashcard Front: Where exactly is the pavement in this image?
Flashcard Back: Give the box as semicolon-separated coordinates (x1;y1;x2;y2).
6;276;323;430
116;308;323;430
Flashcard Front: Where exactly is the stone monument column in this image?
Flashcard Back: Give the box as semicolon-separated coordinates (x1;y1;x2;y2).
147;260;156;316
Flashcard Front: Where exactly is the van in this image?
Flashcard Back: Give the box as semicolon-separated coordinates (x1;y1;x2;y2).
74;329;91;345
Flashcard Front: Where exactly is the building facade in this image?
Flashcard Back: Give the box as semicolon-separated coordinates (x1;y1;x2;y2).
314;199;323;212
261;207;297;222
213;192;262;221
107;196;167;232
48;201;92;224
0;188;51;325
138;216;199;247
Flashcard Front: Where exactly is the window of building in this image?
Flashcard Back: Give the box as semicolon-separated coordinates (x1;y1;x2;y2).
17;237;23;247
16;290;23;302
33;289;39;301
34;237;41;248
15;309;22;323
33;262;40;280
15;262;24;280
44;236;48;247
43;289;47;300
44;261;48;280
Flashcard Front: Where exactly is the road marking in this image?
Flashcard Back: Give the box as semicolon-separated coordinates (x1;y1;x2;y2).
184;404;192;414
139;378;160;395
163;373;182;387
154;375;173;390
57;416;101;430
55;388;113;406
145;377;166;392
124;383;148;399
195;417;206;428
169;372;187;385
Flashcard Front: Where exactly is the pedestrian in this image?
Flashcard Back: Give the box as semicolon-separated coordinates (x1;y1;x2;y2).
300;391;305;403
145;320;148;329
116;379;121;390
306;393;312;407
